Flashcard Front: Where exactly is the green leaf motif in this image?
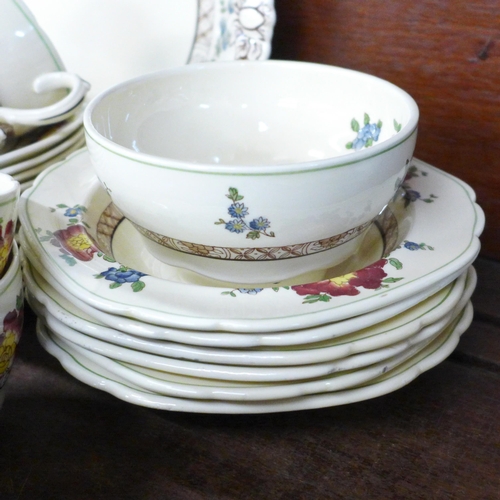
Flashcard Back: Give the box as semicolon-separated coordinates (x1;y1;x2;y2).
303;294;332;304
364;113;370;125
131;281;146;293
393;119;402;132
227;187;244;202
351;118;360;132
345;141;353;150
246;231;261;240
109;282;122;289
382;277;404;284
388;258;403;270
60;254;76;266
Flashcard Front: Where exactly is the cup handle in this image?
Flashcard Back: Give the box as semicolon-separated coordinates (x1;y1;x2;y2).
0;72;90;135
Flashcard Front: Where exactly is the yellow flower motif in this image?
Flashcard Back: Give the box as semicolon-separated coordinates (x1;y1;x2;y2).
0;243;9;271
67;234;94;252
329;272;356;286
0;331;17;375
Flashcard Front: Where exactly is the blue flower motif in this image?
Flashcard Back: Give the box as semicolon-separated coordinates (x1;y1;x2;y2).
404;241;421;251
228;202;249;219
352;123;382;150
405;190;421;202
64;206;85;217
225;220;246;233
100;267;147;283
249;217;270;231
237;288;264;295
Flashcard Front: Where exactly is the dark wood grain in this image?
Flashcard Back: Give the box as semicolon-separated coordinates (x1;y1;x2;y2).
271;0;500;260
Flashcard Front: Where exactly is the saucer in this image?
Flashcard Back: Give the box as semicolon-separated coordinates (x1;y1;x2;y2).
19;149;484;332
36;302;473;413
23;256;475;361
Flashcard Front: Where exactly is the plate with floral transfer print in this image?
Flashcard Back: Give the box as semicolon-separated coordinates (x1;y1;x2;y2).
23;251;475;355
19;148;483;332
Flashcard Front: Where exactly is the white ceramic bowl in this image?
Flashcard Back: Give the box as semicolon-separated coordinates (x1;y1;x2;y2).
84;60;419;283
0;242;25;408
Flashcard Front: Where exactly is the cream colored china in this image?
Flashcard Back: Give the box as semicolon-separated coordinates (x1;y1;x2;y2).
19;239;458;350
38;305;462;401
0;0;65;110
35;303;473;413
19;150;484;332
0;0;89;140
0;72;89;138
11;132;85;186
0;111;82;168
0;173;19;275
0;242;25;408
23;0;276;99
28;271;472;386
84;61;418;283
23;257;474;363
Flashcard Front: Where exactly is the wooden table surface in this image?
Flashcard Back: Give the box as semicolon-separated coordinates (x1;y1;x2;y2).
0;256;498;499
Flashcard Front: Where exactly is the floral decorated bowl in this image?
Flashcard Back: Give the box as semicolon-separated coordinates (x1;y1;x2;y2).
0;242;24;409
83;60;419;284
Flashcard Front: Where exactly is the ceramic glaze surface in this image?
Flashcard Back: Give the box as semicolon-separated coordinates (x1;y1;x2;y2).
0;173;19;275
0;0;64;109
18;149;483;332
35;303;473;413
23;0;276;99
24;261;474;368
84;61;419;282
0;243;25;398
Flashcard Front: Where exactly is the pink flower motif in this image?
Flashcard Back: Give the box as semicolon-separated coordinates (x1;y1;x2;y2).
51;224;100;261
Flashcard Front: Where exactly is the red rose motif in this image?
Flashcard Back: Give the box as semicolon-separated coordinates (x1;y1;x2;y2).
51;224;100;261
292;259;388;299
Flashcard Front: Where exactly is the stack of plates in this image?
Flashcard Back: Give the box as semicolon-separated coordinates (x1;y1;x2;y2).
19;148;484;413
0;111;85;192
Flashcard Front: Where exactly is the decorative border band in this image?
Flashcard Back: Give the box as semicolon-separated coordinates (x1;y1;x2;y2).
130;218;373;262
94;201;401;263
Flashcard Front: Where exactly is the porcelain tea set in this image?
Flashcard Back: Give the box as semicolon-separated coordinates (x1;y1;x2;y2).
2;0;486;413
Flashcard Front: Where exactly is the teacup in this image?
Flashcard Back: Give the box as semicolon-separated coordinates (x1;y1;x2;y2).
84;60;419;284
0;242;24;409
0;173;20;277
0;0;90;141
